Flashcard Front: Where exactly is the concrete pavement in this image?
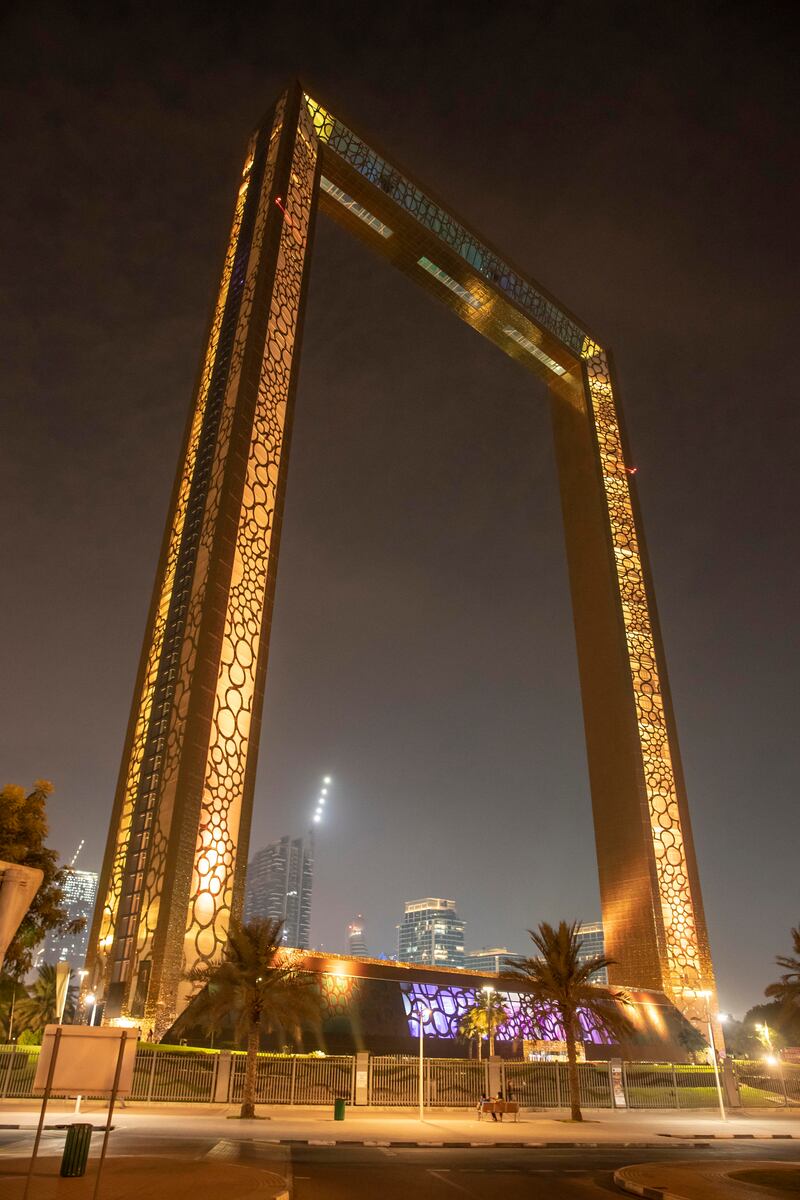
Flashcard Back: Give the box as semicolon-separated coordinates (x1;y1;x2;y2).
1;1099;798;1146
615;1158;800;1199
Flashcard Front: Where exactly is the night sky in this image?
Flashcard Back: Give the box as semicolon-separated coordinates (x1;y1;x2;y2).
2;3;798;1017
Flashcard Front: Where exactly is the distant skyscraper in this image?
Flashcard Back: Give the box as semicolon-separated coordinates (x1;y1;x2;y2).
576;921;608;983
347;915;368;957
244;834;314;948
463;947;517;973
398;898;465;968
43;868;99;970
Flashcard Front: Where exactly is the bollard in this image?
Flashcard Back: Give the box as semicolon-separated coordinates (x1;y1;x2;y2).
333;1097;346;1121
61;1122;93;1177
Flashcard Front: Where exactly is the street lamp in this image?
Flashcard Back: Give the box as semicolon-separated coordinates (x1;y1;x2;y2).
85;992;99;1027
418;1006;432;1121
482;985;497;1057
695;989;726;1122
757;1022;786;1101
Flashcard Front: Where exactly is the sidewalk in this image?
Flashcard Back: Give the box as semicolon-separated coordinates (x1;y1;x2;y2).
1;1101;798;1146
615;1159;800;1199
0;1156;290;1200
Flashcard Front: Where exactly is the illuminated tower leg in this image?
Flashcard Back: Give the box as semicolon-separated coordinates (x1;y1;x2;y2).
85;83;319;1034
550;354;717;1035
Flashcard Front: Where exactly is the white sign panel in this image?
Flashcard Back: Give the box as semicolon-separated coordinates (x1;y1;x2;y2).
34;1025;139;1098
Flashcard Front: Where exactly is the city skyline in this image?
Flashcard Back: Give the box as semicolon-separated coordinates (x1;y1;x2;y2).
2;7;798;1022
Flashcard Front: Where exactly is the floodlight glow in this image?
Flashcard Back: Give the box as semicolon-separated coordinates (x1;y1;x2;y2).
323;776;332;784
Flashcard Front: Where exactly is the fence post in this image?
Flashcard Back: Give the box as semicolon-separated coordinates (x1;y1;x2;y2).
555;1061;563;1109
213;1051;232;1104
146;1050;157;1103
289;1056;297;1106
671;1064;679;1109
2;1045;17;1099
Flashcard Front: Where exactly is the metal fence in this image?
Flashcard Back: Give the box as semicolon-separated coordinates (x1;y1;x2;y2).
130;1048;218;1103
228;1054;354;1105
1;1043;797;1110
504;1061;614;1108
369;1057;484;1107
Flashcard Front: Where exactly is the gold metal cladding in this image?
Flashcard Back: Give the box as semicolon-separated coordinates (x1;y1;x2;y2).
93;131;258;968
583;350;714;1024
92;83;717;1039
177;101;318;1010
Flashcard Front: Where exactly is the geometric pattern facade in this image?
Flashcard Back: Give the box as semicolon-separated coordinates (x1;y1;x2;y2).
86;81;717;1037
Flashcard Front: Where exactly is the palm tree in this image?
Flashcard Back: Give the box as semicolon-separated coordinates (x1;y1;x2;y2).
766;927;800;1010
459;1007;486;1060
505;921;633;1121
459;989;510;1058
186;918;321;1119
14;963;76;1035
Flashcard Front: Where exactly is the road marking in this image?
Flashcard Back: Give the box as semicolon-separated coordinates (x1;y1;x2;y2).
428;1169;482;1195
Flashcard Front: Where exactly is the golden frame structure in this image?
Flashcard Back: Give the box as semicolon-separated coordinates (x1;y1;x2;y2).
86;82;717;1036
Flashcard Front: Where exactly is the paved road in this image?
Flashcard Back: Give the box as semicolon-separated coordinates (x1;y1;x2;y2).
287;1144;800;1198
2;1126;799;1199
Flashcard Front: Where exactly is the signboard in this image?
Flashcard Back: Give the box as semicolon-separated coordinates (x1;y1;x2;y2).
34;1025;139;1098
609;1059;627;1108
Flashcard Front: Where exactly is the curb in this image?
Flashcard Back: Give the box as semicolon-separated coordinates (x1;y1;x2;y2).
239;1137;713;1150
614;1168;687;1200
659;1132;797;1140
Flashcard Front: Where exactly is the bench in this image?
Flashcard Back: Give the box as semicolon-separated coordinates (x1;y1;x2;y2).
477;1100;520;1122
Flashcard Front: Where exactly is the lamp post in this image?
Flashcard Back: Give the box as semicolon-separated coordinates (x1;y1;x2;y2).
696;989;726;1122
482;985;496;1057
757;1022;786;1104
85;992;99;1027
418;1006;432;1122
76;969;88;1024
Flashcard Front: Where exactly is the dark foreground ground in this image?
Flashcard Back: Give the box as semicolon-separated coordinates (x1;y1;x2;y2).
2;1124;799;1199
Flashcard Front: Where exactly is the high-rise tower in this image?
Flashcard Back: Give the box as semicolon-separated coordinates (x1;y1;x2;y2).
86;81;717;1038
243;834;313;948
347;915;368;958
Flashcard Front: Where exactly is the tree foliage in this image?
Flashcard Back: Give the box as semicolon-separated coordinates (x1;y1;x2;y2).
14;963;76;1034
766;926;800;1014
185;918;321;1119
505;920;634;1121
458;989;509;1056
0;780;83;977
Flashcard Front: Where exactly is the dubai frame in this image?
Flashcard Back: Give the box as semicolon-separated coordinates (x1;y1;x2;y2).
86;82;718;1037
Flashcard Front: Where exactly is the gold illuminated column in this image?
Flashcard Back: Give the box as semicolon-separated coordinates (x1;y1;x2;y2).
550;351;717;1033
85;83;319;1034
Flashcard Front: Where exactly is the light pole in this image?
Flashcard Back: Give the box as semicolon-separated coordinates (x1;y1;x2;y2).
76;968;88;1024
418;1006;432;1121
85;992;99;1027
757;1022;786;1103
696;989;726;1122
482;985;499;1057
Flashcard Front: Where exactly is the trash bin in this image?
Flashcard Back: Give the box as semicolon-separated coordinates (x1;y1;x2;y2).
333;1097;346;1121
61;1122;93;1177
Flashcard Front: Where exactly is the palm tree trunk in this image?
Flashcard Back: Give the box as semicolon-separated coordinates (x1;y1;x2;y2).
240;1026;260;1119
564;1014;582;1121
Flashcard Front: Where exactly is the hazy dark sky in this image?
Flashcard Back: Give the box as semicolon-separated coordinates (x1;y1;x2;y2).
2;2;798;1017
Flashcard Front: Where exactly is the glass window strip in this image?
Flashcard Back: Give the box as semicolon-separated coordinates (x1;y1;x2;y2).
502;324;566;376
417;255;483;309
319;175;392;238
305;94;594;356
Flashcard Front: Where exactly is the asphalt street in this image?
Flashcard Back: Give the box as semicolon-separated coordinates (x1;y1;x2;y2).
2;1126;799;1198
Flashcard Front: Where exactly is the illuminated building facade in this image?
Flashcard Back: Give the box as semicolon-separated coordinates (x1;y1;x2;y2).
398;898;465;968
576;921;608;984
347;915;368;957
463;947;518;974
43;869;99;971
86;81;717;1037
243;834;314;948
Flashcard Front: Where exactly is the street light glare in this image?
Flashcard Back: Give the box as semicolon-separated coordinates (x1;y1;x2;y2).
323;776;332;785
85;992;96;1006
